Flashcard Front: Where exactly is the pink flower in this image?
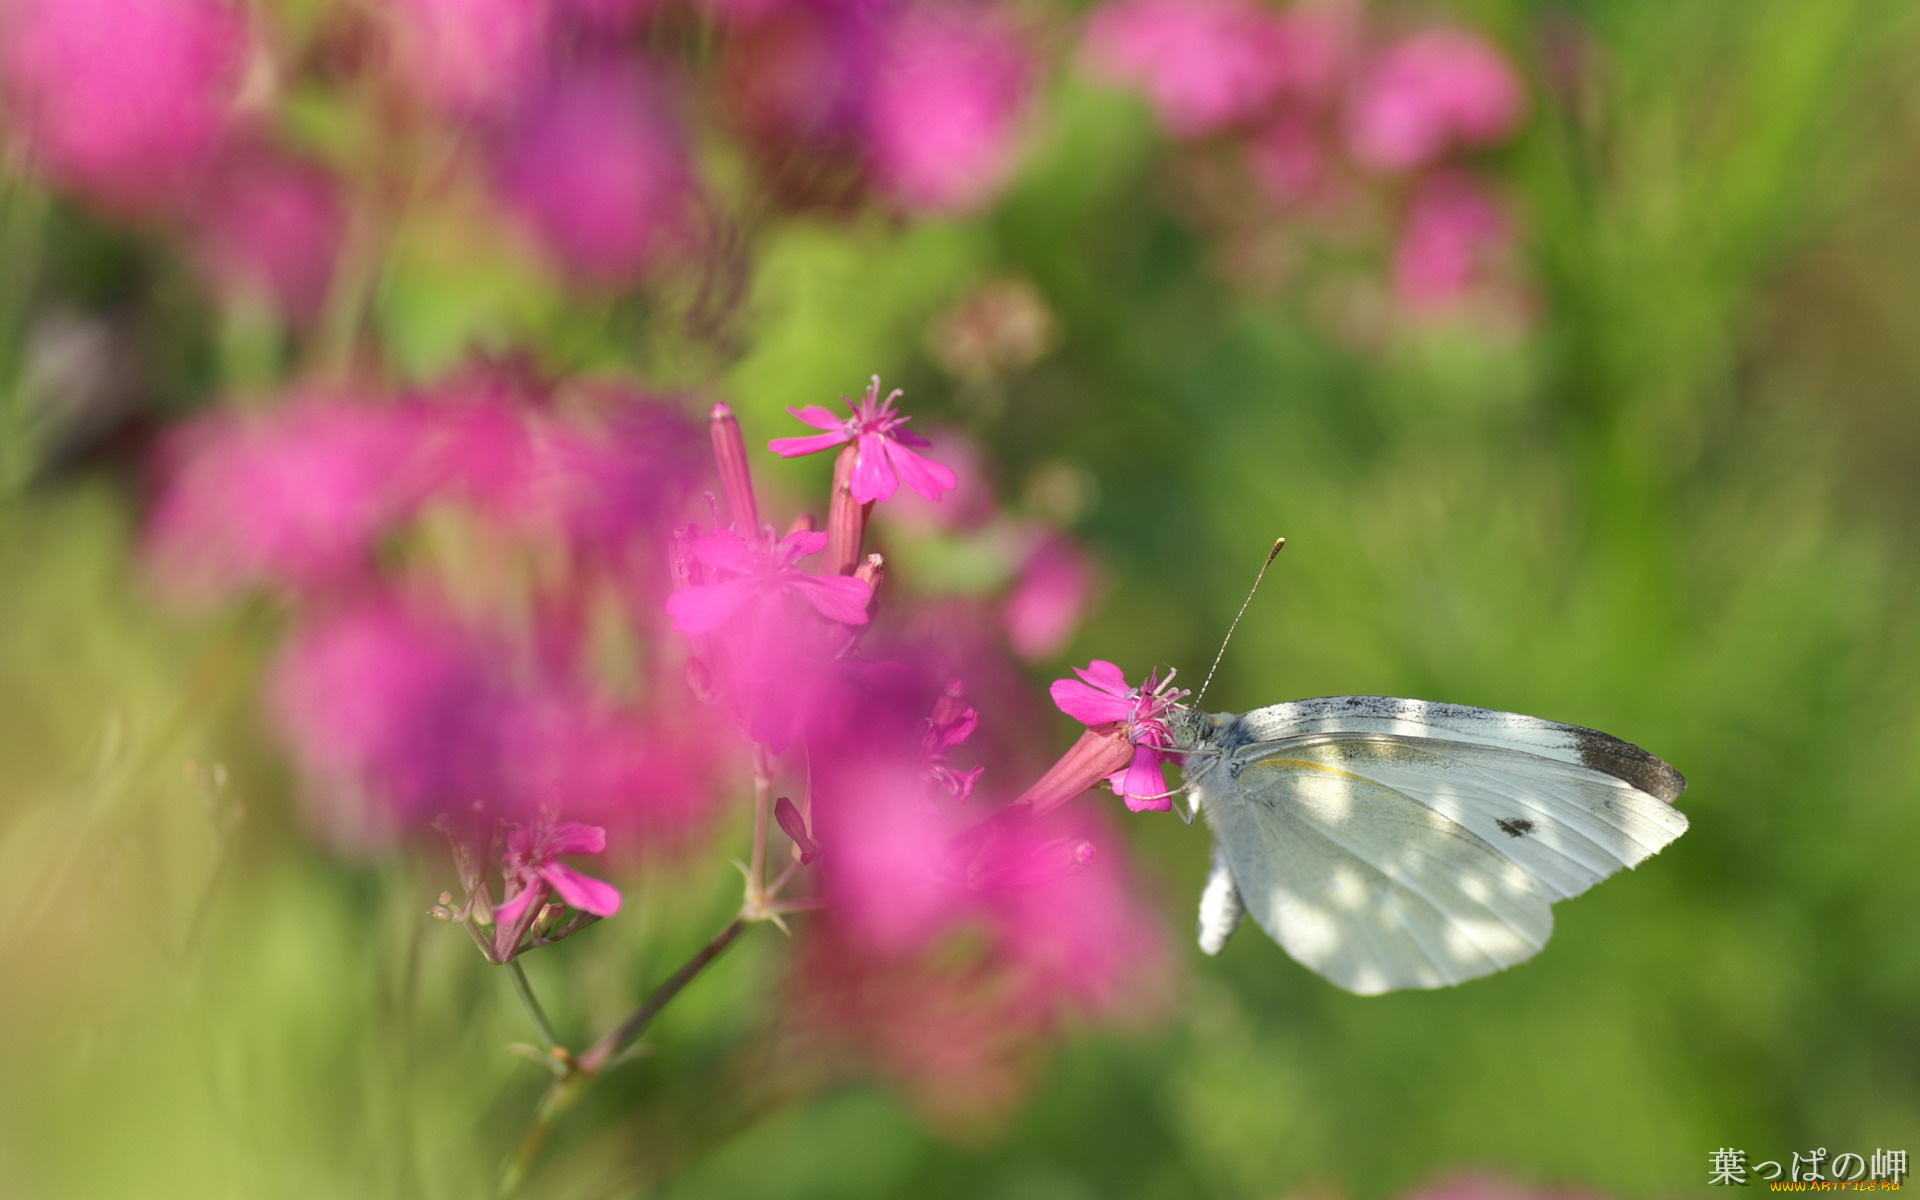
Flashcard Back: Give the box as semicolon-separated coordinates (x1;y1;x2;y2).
146;399;425;598
722;2;874;155
769;376;958;503
981;810;1168;1009
389;0;550;118
0;0;246;211
1245;109;1327;207
1048;660;1187;811
866;7;1033;215
1345;29;1524;172
494;817;623;929
271;600;504;845
493;59;694;283
1003;534;1095;661
556;0;661;34
1392;170;1511;311
667;528;873;634
495;684;723;842
1081;0;1331;138
407;371;702;552
190;147;344;320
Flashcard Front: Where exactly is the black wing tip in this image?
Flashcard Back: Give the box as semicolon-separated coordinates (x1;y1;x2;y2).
1572;727;1687;803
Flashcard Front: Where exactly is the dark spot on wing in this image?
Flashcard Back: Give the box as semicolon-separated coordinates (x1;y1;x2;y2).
1496;817;1535;838
1572;727;1687;802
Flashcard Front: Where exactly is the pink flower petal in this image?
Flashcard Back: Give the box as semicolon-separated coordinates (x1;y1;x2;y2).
790;404;849;432
1050;678;1134;726
1074;660;1131;695
495;879;545;928
848;434;901;503
667;577;761;634
690;530;759;576
787;573;873;625
546;820;607;856
769;430;852;457
882;438;959;501
540;862;623;916
1114;746;1173;811
505;823;538;859
774;529;830;565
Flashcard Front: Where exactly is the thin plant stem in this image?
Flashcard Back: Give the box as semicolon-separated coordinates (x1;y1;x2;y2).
748;748;773;903
579;917;749;1074
500;918;754;1194
505;959;560;1052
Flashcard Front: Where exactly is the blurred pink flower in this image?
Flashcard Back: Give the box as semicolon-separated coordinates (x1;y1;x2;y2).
877;431;995;532
409;371;702;551
980;810;1166;1009
794;781;1168;1125
389;0;550;118
1393;170;1511;311
496;684;723;842
493;60;693;282
1081;0;1334;138
494;817;622;928
865;6;1033;215
1049;660;1186;811
147;399;425;598
769;376;958;503
921;678;984;802
550;397;706;551
1345;29;1524;172
0;0;246;211
817;756;972;952
190;147;344;320
1245;109;1328;207
668;528;873;634
1004;534;1095;661
555;0;662;34
271;600;504;842
722;1;873;158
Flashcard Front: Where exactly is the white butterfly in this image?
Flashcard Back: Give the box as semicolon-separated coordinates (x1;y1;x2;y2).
1169;696;1688;995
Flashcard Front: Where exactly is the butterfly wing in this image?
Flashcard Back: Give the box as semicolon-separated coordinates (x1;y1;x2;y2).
1196;698;1688;995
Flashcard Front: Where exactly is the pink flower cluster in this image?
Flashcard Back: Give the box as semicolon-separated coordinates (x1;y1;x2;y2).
0;0;346;317
148;361;1165;1105
146;367;717;863
1082;0;1527;318
0;0;1044;329
666;382;1170;1120
718;0;1036;214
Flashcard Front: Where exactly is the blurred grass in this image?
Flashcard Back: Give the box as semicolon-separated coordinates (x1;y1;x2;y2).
5;0;1920;1197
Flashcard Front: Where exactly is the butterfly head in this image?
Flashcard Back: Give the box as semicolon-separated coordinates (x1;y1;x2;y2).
1168;706;1216;752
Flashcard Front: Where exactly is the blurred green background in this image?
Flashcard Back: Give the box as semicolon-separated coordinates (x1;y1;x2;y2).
4;1;1920;1197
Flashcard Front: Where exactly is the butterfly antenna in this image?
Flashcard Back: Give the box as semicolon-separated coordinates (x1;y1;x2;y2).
1195;538;1285;706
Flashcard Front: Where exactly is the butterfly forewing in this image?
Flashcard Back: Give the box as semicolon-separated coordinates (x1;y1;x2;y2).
1243;736;1688;901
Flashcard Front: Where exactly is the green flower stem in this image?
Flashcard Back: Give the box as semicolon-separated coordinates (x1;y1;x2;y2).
505;959;559;1052
578;917;749;1075
500;917;754;1194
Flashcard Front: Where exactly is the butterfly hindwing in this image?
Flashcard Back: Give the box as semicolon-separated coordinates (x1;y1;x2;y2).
1190;698;1688;994
1205;750;1554;993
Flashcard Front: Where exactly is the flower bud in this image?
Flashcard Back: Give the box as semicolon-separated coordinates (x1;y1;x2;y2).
825;444;872;575
709;402;759;535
